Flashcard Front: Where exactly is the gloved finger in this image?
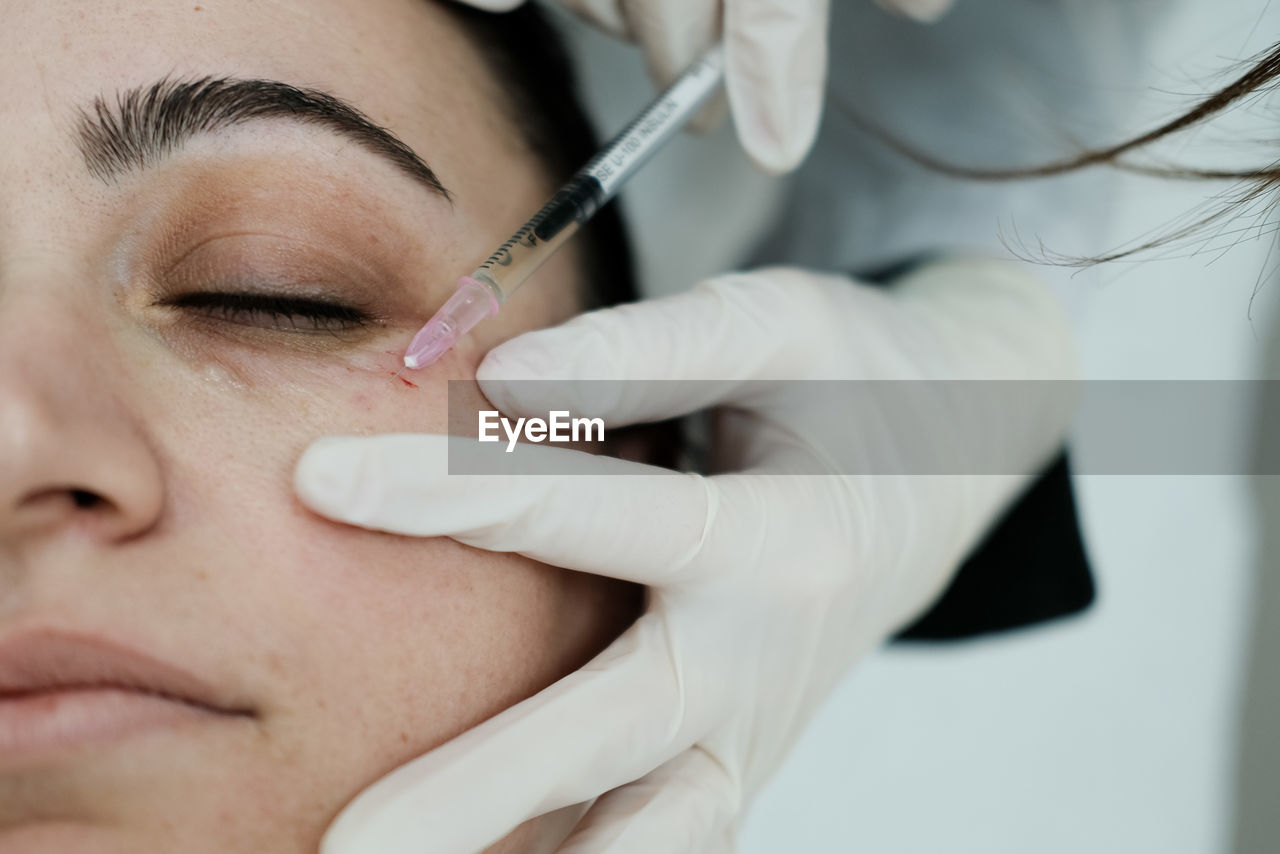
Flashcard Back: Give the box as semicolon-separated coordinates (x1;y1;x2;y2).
872;0;955;23
295;433;716;586
554;745;739;854
321;614;702;854
447;0;526;10
617;0;719;88
618;0;727;133
723;0;829;173
477;271;830;426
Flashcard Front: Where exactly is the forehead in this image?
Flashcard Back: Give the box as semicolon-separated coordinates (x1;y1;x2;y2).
0;0;504;186
2;0;469;97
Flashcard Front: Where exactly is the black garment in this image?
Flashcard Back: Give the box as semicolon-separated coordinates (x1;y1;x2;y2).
853;258;1096;641
894;451;1095;640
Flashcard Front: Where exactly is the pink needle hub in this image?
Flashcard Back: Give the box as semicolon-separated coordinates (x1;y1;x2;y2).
402;276;500;369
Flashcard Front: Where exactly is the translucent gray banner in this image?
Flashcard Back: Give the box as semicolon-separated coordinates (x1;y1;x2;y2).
446;380;1278;475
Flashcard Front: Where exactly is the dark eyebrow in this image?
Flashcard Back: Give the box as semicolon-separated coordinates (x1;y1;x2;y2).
75;76;451;201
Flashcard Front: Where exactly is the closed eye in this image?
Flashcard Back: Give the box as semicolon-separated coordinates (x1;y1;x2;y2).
161;291;376;333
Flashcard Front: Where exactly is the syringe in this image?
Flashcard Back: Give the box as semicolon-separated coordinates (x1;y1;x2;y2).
401;45;725;369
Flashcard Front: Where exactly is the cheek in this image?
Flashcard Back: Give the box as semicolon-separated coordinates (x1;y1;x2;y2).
141;348;582;790
285;532;572;724
153;344;456;467
215;484;584;821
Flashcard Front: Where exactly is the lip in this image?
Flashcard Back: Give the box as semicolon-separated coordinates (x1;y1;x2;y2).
0;629;254;764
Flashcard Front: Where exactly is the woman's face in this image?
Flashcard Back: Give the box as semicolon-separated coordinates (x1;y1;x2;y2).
0;1;634;851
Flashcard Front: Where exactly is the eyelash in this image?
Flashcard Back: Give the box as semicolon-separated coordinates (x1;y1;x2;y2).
163;291;375;333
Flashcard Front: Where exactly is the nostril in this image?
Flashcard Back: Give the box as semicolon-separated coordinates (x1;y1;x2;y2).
70;489;102;509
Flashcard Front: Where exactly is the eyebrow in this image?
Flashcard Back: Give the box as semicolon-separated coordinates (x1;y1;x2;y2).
75;76;451;200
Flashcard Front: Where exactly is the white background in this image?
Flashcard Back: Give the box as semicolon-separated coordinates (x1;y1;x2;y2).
561;1;1280;852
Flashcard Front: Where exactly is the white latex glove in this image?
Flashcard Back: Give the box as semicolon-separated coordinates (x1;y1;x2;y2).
456;0;827;172
453;0;962;170
296;256;1077;854
453;0;953;172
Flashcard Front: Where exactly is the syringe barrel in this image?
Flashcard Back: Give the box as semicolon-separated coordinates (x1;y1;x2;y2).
579;45;723;199
465;47;722;303
470;176;592;300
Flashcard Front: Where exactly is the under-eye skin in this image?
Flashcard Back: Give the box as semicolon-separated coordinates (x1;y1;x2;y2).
159;290;377;334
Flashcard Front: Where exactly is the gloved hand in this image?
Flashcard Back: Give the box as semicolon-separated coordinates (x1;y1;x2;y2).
455;0;829;172
451;0;956;173
297;256;1077;854
454;0;958;171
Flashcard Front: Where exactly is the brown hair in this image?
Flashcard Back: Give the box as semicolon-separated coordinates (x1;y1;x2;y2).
841;41;1280;264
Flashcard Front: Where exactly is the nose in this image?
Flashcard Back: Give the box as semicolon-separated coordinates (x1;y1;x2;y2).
0;290;163;546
